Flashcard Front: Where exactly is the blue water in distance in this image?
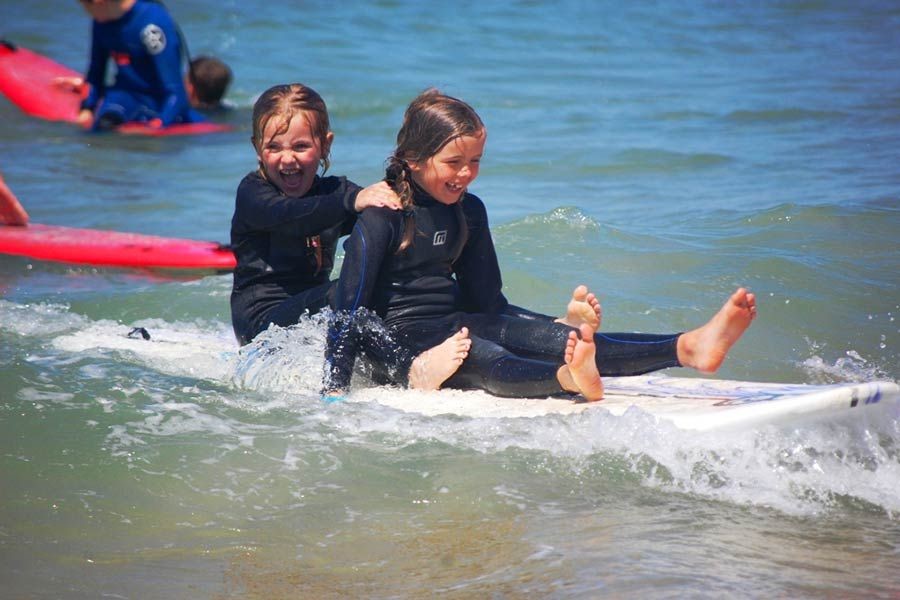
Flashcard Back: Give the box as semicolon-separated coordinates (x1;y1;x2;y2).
1;1;898;597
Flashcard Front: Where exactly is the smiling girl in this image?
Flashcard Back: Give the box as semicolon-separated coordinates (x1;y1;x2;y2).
326;89;757;400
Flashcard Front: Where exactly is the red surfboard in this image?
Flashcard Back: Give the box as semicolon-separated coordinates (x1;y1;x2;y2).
0;223;236;271
0;40;233;136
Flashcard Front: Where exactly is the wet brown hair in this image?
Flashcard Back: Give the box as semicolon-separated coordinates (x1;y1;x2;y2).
188;55;232;107
385;88;484;251
251;83;332;178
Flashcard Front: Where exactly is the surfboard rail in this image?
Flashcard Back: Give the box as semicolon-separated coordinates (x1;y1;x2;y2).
0;223;236;271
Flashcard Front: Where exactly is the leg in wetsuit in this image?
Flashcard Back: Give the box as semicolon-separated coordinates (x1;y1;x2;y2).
391;311;680;398
501;304;681;375
92;89;162;130
232;281;334;346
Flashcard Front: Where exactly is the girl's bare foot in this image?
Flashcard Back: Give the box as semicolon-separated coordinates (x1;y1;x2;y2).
555;285;602;329
558;323;604;401
408;328;471;390
677;287;757;373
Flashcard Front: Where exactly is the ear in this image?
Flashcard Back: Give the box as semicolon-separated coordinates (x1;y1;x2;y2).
406;159;422;172
185;79;198;105
322;130;335;155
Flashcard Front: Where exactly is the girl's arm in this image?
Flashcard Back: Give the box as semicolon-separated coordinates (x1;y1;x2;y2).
324;208;401;392
149;14;193;127
233;173;359;236
339;181;402;236
79;23;108;117
454;194;509;314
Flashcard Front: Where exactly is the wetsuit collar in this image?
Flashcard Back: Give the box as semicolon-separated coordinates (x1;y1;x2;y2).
410;180;460;208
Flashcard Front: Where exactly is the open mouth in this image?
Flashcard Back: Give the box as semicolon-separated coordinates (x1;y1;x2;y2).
279;168;304;188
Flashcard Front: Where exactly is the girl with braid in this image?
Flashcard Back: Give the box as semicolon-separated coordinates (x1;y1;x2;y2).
326;89;757;399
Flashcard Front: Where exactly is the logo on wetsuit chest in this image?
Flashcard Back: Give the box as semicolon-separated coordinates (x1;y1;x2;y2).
433;231;447;246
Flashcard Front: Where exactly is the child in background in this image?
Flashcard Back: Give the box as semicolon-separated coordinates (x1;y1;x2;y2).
187;56;232;111
230;83;470;391
75;0;201;130
326;89;757;399
56;53;233;117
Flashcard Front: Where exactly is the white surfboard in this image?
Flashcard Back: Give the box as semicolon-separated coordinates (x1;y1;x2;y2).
356;374;900;432
42;317;899;432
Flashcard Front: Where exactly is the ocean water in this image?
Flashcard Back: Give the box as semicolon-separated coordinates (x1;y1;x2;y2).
1;1;899;598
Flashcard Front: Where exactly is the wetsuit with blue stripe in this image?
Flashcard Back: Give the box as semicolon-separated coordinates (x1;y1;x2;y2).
326;186;681;397
80;0;202;130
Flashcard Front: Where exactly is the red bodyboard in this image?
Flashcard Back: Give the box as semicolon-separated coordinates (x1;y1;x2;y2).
0;40;233;136
0;223;236;271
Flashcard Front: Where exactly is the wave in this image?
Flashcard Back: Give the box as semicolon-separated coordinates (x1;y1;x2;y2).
582;148;733;176
4;300;898;518
726;107;847;124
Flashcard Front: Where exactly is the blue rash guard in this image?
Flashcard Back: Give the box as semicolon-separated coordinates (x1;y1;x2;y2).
80;0;200;129
326;186;681;396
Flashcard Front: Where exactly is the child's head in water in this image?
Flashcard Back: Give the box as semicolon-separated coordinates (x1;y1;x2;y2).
251;83;334;197
386;89;486;207
187;56;232;109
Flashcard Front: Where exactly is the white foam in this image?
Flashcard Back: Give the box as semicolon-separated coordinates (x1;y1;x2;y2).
6;299;898;517
52;317;238;381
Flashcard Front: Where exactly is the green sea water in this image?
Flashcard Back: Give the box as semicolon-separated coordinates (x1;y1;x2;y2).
1;1;899;597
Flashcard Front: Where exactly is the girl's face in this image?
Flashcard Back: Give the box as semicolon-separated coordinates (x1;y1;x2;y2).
408;130;486;205
257;112;332;197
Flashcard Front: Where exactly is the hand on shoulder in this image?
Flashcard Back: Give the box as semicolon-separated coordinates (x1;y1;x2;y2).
355;181;402;212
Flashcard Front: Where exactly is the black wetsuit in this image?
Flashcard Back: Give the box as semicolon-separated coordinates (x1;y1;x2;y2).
230;171;420;383
230;172;360;344
326;186;681;397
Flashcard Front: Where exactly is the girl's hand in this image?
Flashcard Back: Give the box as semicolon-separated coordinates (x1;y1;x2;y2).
355;181;402;211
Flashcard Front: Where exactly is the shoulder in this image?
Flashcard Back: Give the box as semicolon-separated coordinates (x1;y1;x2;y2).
460;192;488;222
357;205;403;228
235;171;278;206
237;171;267;193
311;175;357;195
349;207;403;253
137;0;176;25
133;2;178;55
357;206;404;242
